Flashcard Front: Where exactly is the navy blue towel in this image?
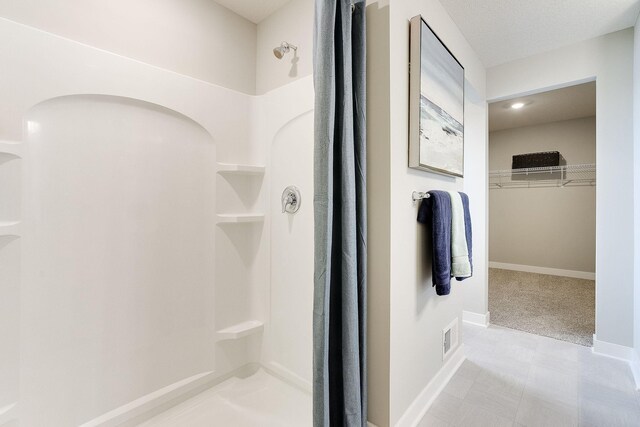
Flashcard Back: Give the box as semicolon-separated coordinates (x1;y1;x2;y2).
456;192;473;281
417;191;452;295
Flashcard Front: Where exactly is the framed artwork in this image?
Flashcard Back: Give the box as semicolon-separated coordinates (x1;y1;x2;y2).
409;15;465;177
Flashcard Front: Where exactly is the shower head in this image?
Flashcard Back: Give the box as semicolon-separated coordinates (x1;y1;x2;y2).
273;42;297;59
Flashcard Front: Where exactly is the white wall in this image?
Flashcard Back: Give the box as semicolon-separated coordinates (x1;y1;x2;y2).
367;0;488;425
388;2;487;424
488;29;634;348
258;77;314;390
489;117;596;273
0;0;258;94
256;0;313;94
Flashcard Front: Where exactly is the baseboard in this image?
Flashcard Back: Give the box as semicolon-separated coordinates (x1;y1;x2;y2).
263;361;312;394
489;262;595;280
395;344;466;427
592;336;640;390
592;335;635;361
630;350;640;390
462;311;490;328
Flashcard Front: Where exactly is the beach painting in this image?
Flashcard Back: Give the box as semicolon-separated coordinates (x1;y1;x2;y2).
409;16;464;177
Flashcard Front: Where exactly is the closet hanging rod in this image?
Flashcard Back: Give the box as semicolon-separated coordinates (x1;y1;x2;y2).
412;191;430;204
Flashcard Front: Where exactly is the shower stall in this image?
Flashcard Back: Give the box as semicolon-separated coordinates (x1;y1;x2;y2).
0;10;314;427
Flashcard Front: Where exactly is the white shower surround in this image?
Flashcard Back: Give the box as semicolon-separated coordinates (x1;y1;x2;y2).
0;17;314;426
259;80;314;392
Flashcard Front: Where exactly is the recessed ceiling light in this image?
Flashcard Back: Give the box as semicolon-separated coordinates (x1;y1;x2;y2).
511;102;524;109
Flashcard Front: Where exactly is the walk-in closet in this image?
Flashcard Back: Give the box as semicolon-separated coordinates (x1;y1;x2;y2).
488;82;596;346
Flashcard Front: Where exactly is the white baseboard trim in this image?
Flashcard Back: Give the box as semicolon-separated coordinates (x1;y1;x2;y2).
489;262;595;280
592;335;635;361
462;311;490;328
592;336;640;390
630;350;640;390
395;344;466;427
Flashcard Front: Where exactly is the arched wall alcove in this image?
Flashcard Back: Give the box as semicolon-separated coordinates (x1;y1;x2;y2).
20;94;217;425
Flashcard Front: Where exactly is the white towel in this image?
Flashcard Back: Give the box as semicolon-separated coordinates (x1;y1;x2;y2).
447;191;471;278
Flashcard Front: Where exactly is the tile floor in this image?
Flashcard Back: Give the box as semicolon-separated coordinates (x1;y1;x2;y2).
422;323;640;427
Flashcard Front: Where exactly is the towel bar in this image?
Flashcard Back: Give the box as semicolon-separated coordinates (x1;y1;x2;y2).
412;191;430;204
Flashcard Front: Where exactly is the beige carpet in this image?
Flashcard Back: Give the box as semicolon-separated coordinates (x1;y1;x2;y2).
489;268;595;346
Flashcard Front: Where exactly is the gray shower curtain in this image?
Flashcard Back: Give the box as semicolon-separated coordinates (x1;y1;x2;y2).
313;0;366;426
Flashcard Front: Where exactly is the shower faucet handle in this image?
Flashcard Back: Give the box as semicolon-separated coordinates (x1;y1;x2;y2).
282;194;294;213
281;186;301;214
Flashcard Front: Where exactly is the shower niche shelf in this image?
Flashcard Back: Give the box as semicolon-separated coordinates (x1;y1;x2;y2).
0;221;21;237
216;320;264;340
217;162;265;175
216;214;265;224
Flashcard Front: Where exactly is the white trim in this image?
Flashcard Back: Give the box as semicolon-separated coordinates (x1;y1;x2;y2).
630;350;640;390
592;335;634;361
395;344;466;427
462;311;490;328
489;262;595;280
592;338;640;391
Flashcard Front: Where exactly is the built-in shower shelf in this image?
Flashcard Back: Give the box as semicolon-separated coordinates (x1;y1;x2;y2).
216;214;265;224
217;163;265;175
0;140;23;157
216;320;264;340
0;221;21;237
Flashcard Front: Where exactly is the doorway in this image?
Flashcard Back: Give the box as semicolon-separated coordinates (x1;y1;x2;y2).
487;82;596;347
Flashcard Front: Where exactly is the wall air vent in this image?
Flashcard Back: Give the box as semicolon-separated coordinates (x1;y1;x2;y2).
443;318;459;360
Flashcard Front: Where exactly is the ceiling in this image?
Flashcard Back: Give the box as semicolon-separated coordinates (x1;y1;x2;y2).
213;0;292;23
489;82;596;132
439;0;640;67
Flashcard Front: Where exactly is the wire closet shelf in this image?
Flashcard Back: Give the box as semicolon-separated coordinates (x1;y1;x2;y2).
489;163;596;189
